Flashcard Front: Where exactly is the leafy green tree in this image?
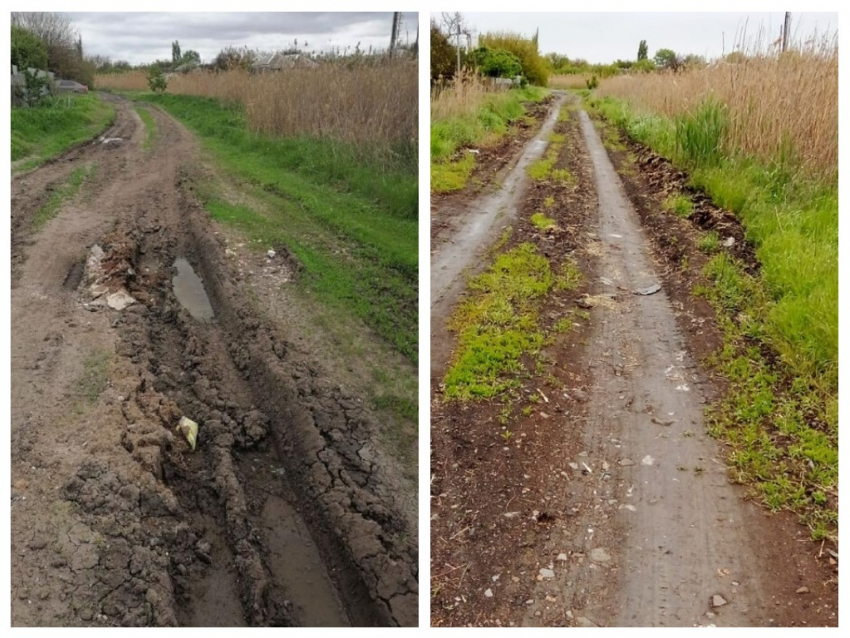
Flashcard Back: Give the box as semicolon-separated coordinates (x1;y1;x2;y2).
469;46;522;78
633;58;656;73
11;26;48;71
637;40;648;61
654;48;680;70
180;49;200;64
480;31;549;86
430;20;457;80
147;66;167;93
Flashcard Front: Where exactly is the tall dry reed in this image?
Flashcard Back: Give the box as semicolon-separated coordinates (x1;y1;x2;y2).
430;72;504;121
97;59;417;149
598;33;837;182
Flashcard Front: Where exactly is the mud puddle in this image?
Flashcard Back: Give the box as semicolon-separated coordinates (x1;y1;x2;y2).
172;257;215;321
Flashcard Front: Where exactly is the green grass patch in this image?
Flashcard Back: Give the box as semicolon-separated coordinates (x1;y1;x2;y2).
663;193;694;219
76;349;112;404
134;105;156;150
33;164;92;229
697;230;720;254
431;152;475;193
444;244;580;400
431;86;548;193
11;94;115;172
530;212;556;230
134;93;417;362
527;135;574;185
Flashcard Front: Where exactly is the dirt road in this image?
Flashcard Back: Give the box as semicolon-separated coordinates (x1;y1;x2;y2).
430;95;836;627
11;94;417;627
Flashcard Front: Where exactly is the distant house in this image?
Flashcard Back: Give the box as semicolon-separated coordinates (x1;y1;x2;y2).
251;52;319;73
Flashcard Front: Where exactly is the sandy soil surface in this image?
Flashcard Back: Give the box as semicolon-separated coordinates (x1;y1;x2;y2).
10;94;417;627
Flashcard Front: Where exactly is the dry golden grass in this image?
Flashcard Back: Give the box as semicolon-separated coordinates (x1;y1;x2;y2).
97;60;417;148
598;35;837;182
430;72;504;121
549;74;591;90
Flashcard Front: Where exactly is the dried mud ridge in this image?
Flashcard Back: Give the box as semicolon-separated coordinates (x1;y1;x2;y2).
12;98;416;626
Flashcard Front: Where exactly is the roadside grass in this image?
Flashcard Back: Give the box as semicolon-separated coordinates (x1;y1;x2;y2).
11;94;115;172
444;243;580;400
133;106;156;150
139;93;416;220
431;84;548;193
588;94;837;539
129;94;417;362
33;163;94;229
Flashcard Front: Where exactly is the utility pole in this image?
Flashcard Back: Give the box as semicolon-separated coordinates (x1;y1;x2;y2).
389;12;400;57
456;22;462;77
782;12;791;52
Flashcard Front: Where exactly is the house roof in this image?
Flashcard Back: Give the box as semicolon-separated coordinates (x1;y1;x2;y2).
252;52;319;70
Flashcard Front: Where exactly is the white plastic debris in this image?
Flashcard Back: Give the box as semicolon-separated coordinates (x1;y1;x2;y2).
176;416;199;451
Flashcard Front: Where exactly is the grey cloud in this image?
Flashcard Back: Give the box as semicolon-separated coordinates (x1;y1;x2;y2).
64;12;417;64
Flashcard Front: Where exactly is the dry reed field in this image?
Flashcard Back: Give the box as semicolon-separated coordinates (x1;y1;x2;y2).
598;35;837;182
97;60;417;149
549;74;591;90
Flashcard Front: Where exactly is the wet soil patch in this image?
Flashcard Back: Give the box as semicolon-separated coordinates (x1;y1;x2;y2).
431;107;603;627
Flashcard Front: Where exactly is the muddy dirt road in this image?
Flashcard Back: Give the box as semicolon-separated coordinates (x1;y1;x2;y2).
430;95;836;627
11;94;417;627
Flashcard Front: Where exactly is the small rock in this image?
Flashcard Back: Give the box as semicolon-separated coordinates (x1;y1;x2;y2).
267;249;276;259
539;568;555;579
106;289;136;311
568;462;580;471
576;616;598;627
731;581;740;587
618;458;635;467
589;548;611;563
641;455;655;466
722;236;736;247
557;553;568;561
711;594;727;608
484;588;493;598
503;511;521;519
796;586;809;594
620;504;637;512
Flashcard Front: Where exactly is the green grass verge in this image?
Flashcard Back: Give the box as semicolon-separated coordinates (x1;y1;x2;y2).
134;105;156;150
588;94;837;538
11;94;115;172
33;163;93;229
134;94;417;362
431;86;548;193
138;93;416;220
444;242;580;400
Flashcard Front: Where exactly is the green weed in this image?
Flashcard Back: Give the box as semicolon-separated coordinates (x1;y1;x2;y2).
33;164;92;229
663;193;694;219
530;212;556;230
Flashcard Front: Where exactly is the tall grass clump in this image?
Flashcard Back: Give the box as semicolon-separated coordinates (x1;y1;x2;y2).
598;31;837;182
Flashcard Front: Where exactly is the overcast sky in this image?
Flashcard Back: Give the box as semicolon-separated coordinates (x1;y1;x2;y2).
65;12;418;65
440;12;837;63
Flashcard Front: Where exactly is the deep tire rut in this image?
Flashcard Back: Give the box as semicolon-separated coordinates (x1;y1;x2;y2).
11;95;416;627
